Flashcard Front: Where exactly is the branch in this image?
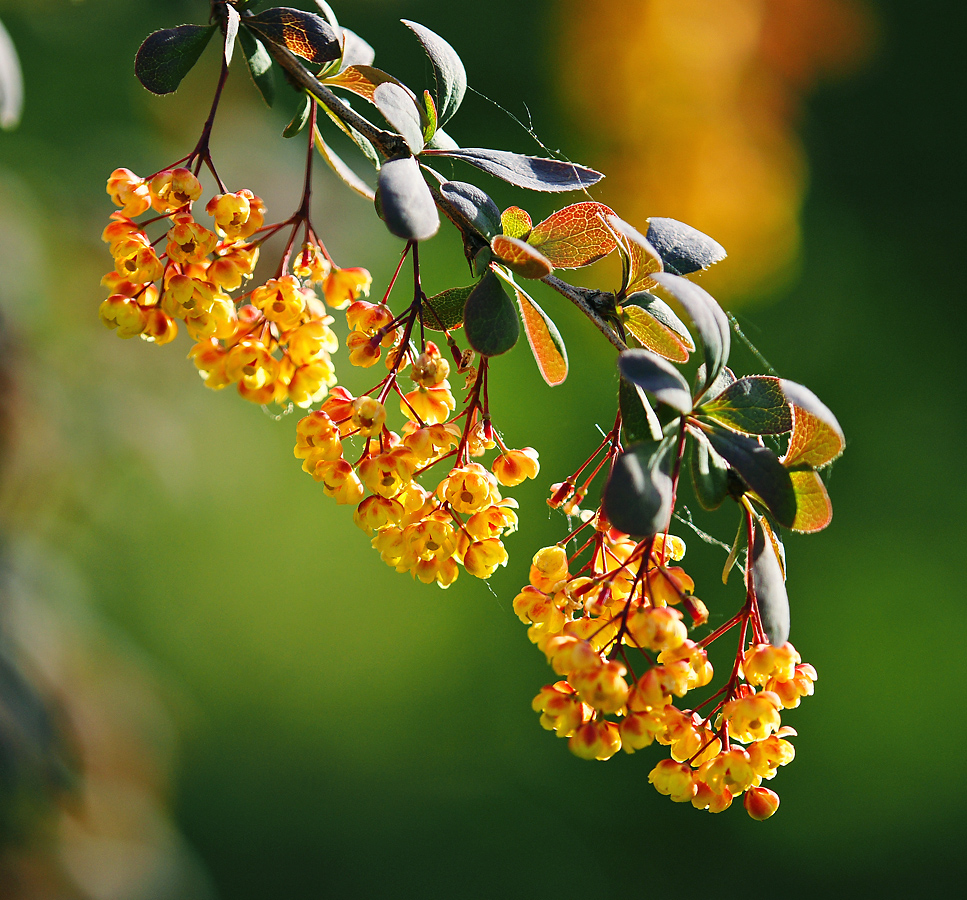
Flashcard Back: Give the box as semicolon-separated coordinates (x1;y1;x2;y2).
541;275;627;353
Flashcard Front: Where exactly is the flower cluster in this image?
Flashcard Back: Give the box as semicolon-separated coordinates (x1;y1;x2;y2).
521;477;816;819
100;166;372;408
295;333;540;588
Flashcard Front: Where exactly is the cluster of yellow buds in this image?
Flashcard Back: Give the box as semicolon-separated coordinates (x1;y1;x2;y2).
519;518;816;819
294;335;540;588
100;166;372;408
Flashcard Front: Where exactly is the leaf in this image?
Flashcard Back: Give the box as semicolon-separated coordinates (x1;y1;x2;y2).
789;469;833;533
607;215;663;293
619;378;662;444
135;24;217;95
626;291;694;349
621;302;690;363
700;376;793;435
490;235;553;279
224;4;240;65
617;349;693;415
421;90;437;142
0;16;24;130
422;148;603;192
401;19;467;127
338;28;375;69
283;93;312;137
780;380;845;468
463;272;519;356
512;284;568;386
750;523;790;646
246;7;340;64
689;430;730;511
313;126;375;201
238;27;275;106
439;181;502;241
373;82;424;154
704;427;797;528
324;65;408;104
651;272;730;397
602;440;674;538
423;285;474;331
310;1;338;28
377;156;440;241
501;207;532;240
426;128;459;151
646;217;727;276
527;202;618;268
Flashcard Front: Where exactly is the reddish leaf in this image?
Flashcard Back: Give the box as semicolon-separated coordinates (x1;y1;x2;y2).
789;469;833;533
781;381;845;469
607;215;663;293
513;285;568;386
501;206;532;240
491;235;553;279
527;201;617;268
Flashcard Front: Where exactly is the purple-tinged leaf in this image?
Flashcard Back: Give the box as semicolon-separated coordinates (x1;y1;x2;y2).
689;429;730;511
751;524;790;646
338;28;375;69
463;272;519;356
619;378;662;445
618;349;693;415
603;440;674;538
401;19;467;127
135;24;216;95
377;156;439;241
439;181;501;241
646;217;726;276
652;272;730;397
422;147;603;193
374;82;424;154
705;427;797;528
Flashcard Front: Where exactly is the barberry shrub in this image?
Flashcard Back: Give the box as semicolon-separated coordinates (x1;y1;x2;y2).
100;0;843;819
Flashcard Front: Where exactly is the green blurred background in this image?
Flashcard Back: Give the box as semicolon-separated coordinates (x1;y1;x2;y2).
0;0;963;896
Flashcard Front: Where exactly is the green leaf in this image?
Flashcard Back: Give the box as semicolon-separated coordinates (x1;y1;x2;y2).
700;376;793;435
423;285;474;331
135;24;217;95
246;7;340;64
313;126;375;201
501;207;532;240
704;427;797;528
689;431;730;511
780;380;845;468
421;90;438;142
619;378;662;445
463;272;519;356
646;218;727;276
377;156;440;241
750;523;789;646
490;235;553;279
238;27;275;106
401;19;467;127
789;469;833;533
224;4;240;65
527;202;618;268
602;440;674;538
0;17;24;130
373;82;424;153
617;349;693;415
439;181;502;241
651;272;730;397
422;148;603;192
512;283;568;386
283;93;312;137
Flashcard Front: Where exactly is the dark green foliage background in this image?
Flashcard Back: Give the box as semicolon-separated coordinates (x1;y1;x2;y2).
0;0;963;895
